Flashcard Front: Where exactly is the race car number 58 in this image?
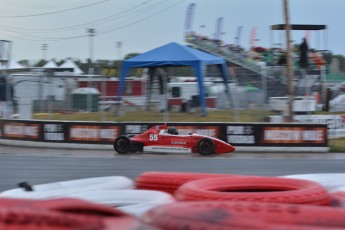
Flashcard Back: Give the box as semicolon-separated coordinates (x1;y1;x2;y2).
149;134;158;141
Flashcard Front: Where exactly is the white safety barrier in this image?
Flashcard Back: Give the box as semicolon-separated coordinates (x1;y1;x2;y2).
280;173;345;191
1;187;175;217
333;186;345;192
0;176;134;198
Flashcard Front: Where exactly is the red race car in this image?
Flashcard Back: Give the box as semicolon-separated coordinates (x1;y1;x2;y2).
113;124;235;156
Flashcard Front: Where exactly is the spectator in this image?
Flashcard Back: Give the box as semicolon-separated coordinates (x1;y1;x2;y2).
299;37;309;69
0;76;14;119
277;52;287;66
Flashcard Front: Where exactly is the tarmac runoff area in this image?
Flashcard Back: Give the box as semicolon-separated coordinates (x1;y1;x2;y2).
0;144;344;159
0;139;330;153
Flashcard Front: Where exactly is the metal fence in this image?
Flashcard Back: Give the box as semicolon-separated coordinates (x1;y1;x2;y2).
0;65;339;122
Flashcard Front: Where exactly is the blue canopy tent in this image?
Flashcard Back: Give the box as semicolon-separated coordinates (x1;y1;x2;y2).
117;42;232;115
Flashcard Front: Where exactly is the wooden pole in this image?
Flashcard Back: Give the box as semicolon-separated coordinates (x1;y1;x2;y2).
283;0;294;122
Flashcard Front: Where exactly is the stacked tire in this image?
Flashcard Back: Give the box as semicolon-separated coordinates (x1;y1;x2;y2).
2;172;345;229
134;171;345;229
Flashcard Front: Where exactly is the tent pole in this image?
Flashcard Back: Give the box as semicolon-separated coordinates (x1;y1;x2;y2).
157;68;169;121
115;65;128;116
146;68;155;111
195;64;207;117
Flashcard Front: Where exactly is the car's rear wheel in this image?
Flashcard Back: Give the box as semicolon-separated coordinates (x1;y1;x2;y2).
113;136;132;154
197;138;215;156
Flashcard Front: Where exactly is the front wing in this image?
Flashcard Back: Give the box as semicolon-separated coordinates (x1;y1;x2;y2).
143;145;192;154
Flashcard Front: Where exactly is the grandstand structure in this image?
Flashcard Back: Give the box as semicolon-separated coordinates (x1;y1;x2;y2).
184;24;332;105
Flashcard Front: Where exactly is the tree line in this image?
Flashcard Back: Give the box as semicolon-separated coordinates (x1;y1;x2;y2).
16;53;345;77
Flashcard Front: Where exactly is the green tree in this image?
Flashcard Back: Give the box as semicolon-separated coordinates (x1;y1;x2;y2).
34;59;47;67
124;53;140;60
18;60;29;67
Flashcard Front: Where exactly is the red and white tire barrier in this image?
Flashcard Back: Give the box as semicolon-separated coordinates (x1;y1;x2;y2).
0;197;156;229
142;201;345;230
329;190;345;208
136;171;239;194
175;176;330;206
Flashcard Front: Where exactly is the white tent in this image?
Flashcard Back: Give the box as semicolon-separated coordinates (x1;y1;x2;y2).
43;60;58;68
3;60;25;69
59;59;84;74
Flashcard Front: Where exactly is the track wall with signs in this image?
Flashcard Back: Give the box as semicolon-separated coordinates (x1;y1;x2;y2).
0;120;328;152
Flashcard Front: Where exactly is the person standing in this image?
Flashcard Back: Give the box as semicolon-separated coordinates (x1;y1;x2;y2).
0;76;14;119
298;38;310;96
299;37;309;69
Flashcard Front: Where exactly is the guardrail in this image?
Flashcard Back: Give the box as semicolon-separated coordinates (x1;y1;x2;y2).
0;120;328;152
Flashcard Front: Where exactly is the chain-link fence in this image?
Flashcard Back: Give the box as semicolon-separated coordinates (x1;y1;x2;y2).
0;64;339;122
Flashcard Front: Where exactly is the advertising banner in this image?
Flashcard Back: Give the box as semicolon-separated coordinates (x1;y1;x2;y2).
2;122;41;140
43;123;65;141
225;123;327;147
226;124;256;145
68;124;121;143
261;127;326;144
293;115;345;139
0;120;328;148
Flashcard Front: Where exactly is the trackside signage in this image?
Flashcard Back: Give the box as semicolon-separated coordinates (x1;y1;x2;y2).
44;123;65;141
269;115;345;139
2;122;40;140
68;125;120;141
226;125;255;145
262;127;326;144
0;120;328;148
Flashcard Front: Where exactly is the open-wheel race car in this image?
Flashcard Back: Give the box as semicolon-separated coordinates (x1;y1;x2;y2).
113;124;235;156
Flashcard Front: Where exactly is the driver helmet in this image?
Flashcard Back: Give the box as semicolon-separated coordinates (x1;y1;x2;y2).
167;127;178;135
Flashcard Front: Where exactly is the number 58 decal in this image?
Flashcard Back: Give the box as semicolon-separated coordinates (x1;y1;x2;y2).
149;134;158;141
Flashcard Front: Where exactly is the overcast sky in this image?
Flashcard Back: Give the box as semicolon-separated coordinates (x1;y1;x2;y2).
0;0;344;62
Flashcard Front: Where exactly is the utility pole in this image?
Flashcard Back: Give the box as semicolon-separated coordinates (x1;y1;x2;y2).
42;44;48;60
116;41;122;60
283;0;294;122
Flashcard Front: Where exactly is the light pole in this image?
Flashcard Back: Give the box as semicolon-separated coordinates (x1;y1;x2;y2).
116;41;122;60
200;25;205;35
0;40;12;69
87;28;96;66
42;44;48;60
86;28;96;112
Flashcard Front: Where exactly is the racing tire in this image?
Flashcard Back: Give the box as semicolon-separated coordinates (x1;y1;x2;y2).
143;201;345;230
135;171;238;194
175;176;330;206
196;138;215;156
0;197;156;230
113;136;132;154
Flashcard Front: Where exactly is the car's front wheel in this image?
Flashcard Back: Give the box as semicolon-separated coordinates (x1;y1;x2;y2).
197;138;215;156
113;136;132;154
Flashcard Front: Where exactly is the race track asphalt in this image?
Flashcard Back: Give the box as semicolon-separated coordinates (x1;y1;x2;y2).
1;145;345;192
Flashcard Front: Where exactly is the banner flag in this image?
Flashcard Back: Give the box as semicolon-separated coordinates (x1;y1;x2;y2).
249;27;257;48
214;17;224;40
0;40;4;60
235;26;243;46
184;3;196;33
